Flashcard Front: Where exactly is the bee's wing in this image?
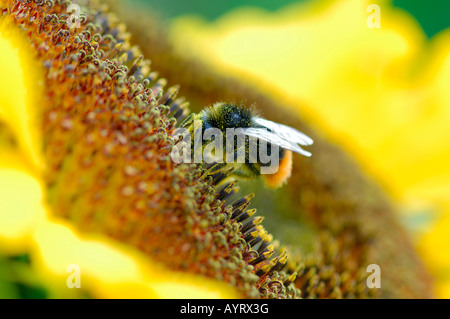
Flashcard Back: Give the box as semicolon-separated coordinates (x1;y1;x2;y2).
253;118;313;146
238;128;312;157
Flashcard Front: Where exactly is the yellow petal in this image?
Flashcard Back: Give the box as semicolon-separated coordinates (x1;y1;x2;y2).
32;216;237;298
0;166;46;254
0;19;44;173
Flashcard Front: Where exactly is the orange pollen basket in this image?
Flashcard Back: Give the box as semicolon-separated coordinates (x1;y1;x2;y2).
262;150;293;188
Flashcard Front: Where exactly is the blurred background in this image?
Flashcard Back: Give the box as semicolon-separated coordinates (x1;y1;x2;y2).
131;0;450;39
122;0;450;297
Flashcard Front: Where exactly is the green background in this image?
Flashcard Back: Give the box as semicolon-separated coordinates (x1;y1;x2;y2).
131;0;450;38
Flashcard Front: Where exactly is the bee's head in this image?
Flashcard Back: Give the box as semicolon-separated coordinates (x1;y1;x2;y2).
202;103;256;131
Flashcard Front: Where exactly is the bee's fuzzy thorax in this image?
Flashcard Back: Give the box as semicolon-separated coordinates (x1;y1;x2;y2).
202;102;257;131
262;150;293;188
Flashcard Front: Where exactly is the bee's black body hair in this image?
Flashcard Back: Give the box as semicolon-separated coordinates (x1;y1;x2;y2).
181;102;286;181
202;103;257;131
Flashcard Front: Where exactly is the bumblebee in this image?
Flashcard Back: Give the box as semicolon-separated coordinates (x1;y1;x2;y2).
178;102;313;188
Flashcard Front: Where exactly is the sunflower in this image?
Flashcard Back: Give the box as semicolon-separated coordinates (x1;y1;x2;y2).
0;0;434;299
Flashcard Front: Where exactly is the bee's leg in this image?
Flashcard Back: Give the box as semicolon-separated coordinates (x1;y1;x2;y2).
232;162;261;180
204;162;259;186
198;162;236;187
226;146;260;180
204;162;229;172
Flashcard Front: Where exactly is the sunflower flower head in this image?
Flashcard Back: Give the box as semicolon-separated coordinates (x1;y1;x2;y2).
0;0;438;299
